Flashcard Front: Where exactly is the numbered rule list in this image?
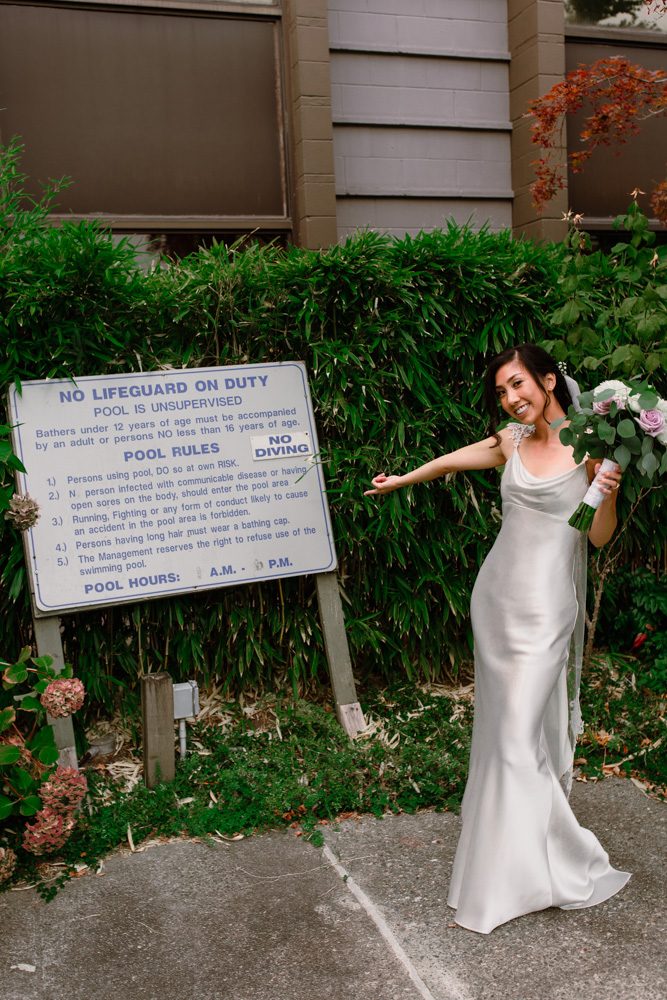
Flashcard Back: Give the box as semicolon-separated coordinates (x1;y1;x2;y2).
9;362;336;613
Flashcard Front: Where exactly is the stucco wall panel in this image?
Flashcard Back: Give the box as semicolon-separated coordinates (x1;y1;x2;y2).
334;126;511;197
328;0;512;236
329;10;508;55
336;196;512;238
330;53;509;127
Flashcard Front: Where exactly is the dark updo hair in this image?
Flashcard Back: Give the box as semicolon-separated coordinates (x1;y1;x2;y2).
484;343;573;441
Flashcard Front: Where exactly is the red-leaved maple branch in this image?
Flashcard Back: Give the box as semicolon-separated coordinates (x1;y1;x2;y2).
527;56;667;223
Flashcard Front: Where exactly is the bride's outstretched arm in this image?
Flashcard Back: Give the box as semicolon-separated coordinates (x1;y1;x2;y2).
364;433;507;496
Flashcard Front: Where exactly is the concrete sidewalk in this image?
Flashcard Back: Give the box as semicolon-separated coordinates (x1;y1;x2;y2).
1;778;665;1000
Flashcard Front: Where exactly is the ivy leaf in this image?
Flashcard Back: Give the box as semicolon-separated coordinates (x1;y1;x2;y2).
3;662;28;685
38;745;60;766
0;795;13;820
561;300;581;326
0;745;22;765
27;724;55;752
0;706;16;732
31;655;54;671
19;795;42;817
611;345;632;367
18;695;43;712
11;768;34;792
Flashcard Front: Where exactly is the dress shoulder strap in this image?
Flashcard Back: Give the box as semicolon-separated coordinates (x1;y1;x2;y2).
507;422;535;449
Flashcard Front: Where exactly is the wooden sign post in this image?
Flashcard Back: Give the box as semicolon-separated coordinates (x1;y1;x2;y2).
32;614;78;770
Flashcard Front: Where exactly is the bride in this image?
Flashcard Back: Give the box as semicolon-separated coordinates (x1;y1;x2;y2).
364;343;631;934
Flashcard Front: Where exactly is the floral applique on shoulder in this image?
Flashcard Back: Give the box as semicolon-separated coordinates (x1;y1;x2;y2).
507;422;535;449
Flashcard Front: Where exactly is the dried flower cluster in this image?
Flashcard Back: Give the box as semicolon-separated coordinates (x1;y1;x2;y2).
22;808;75;856
0;846;17;883
39;766;88;816
4;492;41;531
40;677;85;718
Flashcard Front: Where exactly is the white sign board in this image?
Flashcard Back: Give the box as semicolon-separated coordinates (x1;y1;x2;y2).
8;362;337;616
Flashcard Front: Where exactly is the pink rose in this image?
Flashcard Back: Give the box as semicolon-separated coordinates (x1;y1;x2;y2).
635;408;666;437
593;396;624;415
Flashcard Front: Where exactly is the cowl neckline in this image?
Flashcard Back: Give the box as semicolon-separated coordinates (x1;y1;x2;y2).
513;448;584;484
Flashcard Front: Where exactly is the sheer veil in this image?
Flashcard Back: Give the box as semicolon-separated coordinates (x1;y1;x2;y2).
543;370;586;797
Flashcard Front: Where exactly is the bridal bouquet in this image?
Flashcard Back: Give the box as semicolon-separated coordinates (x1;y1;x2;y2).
553;378;667;532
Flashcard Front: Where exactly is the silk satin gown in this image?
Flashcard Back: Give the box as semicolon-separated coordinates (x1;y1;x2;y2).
447;424;630;935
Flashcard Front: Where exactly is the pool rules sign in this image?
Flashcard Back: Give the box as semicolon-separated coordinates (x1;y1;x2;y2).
9;362;337;616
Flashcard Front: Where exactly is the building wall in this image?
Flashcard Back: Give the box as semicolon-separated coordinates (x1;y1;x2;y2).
328;0;513;240
507;0;568;243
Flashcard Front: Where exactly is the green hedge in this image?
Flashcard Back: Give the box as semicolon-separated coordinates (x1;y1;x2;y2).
1;142;666;709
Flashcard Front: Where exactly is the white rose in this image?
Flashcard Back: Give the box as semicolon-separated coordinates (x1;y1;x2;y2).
593;379;632;406
656;397;667;418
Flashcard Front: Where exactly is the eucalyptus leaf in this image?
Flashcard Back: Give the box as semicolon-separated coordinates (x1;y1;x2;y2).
616;419;637;439
641;452;659;478
637;391;659;409
614;444;632;471
597;421;615;444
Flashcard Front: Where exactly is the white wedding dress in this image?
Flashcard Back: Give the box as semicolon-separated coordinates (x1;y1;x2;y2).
447;424;630;934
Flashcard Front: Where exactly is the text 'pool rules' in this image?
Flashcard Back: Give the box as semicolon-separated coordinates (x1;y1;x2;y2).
9;362;337;615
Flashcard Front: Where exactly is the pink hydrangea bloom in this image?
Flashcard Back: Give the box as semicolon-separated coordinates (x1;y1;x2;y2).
40;677;85;718
40;766;88;816
22;808;75;855
635;408;666;437
4;492;41;531
0;846;17;883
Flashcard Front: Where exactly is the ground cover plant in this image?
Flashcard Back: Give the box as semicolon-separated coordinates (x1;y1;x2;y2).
1;664;663;899
0;684;474;897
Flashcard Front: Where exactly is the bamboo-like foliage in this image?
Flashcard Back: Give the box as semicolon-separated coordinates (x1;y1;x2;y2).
1;141;664;711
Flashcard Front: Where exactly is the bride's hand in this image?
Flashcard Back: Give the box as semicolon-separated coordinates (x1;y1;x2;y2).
595;463;622;497
364;473;403;496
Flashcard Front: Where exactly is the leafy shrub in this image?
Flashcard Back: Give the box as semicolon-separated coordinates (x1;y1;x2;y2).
597;566;667;692
1;140;666;707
